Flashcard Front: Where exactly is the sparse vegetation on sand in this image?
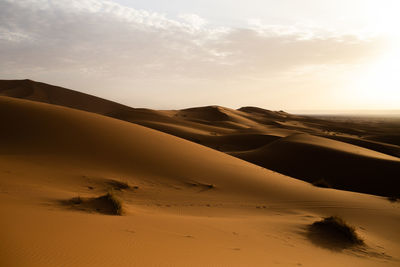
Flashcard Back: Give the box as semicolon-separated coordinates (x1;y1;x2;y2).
308;216;364;249
98;191;124;215
63;191;124;216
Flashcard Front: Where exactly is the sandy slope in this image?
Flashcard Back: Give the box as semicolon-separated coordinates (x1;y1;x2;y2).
232;134;400;197
0;96;399;266
1;79;400;198
0;79;137;116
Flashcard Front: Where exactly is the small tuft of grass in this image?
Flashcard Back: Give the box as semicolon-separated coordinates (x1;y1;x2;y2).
62;191;124;216
309;216;363;248
99;191;123;215
312;179;332;188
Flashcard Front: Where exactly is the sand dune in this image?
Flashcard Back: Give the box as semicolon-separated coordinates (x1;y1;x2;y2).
0;96;317;201
0;79;138;116
1;79;400;198
232;134;400;197
323;135;400;158
0;95;399;266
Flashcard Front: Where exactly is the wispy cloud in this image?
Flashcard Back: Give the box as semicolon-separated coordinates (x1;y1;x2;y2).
0;0;386;108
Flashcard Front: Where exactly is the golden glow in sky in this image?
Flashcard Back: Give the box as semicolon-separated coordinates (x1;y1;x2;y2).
349;43;400;109
0;0;399;112
343;0;400;109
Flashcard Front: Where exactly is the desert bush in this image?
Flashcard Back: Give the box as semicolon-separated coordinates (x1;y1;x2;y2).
100;191;123;215
63;191;124;216
309;216;363;246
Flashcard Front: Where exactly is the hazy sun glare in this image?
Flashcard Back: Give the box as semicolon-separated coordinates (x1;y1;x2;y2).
343;0;400;109
348;42;400;108
362;0;400;37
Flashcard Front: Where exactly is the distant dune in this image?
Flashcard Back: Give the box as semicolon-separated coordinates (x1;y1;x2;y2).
1;79;399;197
0;79;133;114
0;80;399;266
231;133;400;197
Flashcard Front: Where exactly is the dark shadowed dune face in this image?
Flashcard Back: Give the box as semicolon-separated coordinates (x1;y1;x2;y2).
231;134;400;197
178;106;231;122
1;79;399;197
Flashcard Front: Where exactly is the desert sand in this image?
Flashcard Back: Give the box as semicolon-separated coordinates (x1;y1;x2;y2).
0;80;399;266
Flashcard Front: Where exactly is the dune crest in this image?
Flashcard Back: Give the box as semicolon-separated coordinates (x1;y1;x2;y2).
1;79;399;197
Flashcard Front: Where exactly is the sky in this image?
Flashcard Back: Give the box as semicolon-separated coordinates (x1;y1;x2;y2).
1;0;399;112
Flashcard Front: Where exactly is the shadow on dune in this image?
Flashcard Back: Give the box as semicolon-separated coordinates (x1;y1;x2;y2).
303;217;394;261
305;216;363;252
233;134;400;197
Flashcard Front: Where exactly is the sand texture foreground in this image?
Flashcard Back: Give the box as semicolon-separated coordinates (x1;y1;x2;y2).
0;81;400;266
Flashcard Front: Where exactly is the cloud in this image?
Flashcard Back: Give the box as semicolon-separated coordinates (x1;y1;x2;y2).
0;0;386;108
0;0;225;76
179;14;208;31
